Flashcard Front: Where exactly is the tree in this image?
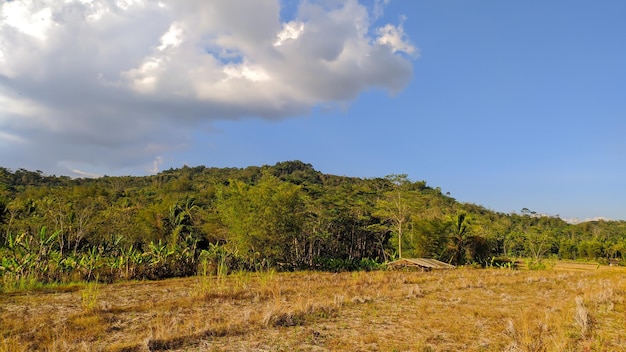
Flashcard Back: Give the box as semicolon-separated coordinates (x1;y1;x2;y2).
216;173;304;267
524;227;551;262
166;197;198;251
372;175;416;259
411;217;448;259
447;213;471;265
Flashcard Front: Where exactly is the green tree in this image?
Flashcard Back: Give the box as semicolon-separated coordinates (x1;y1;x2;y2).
524;227;552;262
446;213;471;265
411;217;448;259
372;175;415;259
216;173;304;267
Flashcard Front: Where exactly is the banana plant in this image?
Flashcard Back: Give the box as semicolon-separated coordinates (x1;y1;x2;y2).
60;255;79;275
126;246;144;279
37;226;60;248
6;232;28;257
102;234;125;257
79;246;103;281
35;226;60;259
147;240;172;266
0;253;35;277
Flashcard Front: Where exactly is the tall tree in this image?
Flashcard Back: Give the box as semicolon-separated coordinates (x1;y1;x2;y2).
447;213;471;265
373;175;417;259
216;172;304;266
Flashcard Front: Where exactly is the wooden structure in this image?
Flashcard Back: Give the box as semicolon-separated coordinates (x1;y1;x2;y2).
385;258;455;271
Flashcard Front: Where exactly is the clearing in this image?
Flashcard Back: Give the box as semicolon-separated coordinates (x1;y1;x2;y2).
1;264;625;351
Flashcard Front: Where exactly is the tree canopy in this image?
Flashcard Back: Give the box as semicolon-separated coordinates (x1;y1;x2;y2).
1;161;625;287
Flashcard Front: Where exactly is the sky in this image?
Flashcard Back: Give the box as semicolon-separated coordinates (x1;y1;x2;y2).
0;0;625;222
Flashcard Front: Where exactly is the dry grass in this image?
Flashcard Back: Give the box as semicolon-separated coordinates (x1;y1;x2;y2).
1;264;626;351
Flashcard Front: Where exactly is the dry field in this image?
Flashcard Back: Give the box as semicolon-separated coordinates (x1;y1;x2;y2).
2;263;626;351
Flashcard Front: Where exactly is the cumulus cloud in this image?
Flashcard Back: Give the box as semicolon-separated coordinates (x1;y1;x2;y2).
563;217;611;225
377;18;418;55
0;0;416;175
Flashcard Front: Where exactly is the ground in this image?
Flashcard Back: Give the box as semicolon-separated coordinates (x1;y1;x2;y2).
1;262;625;351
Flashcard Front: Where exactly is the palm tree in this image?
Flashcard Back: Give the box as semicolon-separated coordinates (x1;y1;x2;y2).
448;213;470;265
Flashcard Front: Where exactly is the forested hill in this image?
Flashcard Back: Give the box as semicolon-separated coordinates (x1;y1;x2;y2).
1;161;625;281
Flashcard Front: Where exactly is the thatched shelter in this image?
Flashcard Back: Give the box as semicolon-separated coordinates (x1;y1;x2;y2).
385;258;455;271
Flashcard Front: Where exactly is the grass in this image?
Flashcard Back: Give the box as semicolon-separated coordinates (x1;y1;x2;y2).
1;263;625;351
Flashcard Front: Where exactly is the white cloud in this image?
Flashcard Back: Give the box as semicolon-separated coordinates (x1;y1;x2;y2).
563;217;611;225
0;0;416;175
148;156;164;174
71;169;102;178
158;22;183;51
372;0;391;20
376;19;417;55
274;21;304;46
223;61;270;82
1;1;54;41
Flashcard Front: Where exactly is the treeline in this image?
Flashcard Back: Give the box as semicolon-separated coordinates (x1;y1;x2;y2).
1;161;625;287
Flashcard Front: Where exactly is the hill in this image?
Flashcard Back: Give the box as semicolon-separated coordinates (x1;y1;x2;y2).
1;161;625;286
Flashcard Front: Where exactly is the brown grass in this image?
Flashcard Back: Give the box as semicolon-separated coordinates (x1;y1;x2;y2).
1;264;626;351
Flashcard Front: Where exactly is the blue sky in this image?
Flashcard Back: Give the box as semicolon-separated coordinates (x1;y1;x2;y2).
1;1;625;221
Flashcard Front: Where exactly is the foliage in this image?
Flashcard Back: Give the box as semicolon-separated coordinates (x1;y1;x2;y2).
1;161;625;288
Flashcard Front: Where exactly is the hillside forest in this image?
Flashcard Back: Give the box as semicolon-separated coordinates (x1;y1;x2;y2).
1;161;625;289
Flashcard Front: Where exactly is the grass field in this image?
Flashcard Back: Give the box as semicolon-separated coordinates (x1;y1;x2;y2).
1;263;625;351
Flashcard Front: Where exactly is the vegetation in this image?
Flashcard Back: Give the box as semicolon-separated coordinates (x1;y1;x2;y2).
1;264;625;351
2;162;626;350
1;161;626;290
